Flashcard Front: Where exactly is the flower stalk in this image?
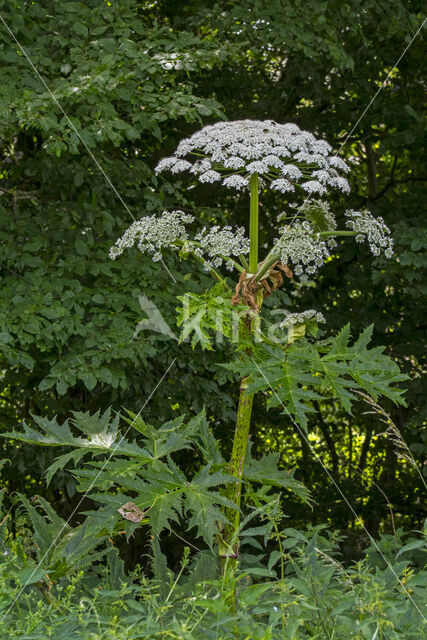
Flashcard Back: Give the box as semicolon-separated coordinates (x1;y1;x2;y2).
249;173;259;273
222;375;254;558
223;173;260;561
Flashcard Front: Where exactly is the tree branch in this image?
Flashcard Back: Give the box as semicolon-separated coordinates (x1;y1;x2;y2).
365;141;377;200
314;401;339;474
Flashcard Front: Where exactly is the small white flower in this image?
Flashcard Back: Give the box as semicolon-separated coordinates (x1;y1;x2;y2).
279;310;325;329
328;156;350;173
222;175;249;190
199;170;221;183
155;156;179;173
312;169;331;184
271;146;291;159
271;178;295;193
223;156;245;169
263;155;285;169
190;158;212;174
294;152;328;168
176;141;195;157
329;176;350;194
247;160;269;174
312;139;332;156
170;159;192;174
280;164;303;180
309;170;349;193
301;180;327;195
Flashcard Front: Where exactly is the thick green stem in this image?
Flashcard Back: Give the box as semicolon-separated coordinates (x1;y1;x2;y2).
318;230;357;237
256;251;281;282
249;173;259;273
222;179;260;563
223;376;254;557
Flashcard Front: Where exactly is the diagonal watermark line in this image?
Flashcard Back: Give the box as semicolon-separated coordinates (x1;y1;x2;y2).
250;356;426;622
161;257;177;283
0;13;136;223
0;16;178;617
0;357;176;624
289;15;426;227
336;16;426;153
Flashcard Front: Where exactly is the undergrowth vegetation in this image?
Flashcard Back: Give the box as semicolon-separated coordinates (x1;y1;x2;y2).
1;483;426;639
1;412;426;638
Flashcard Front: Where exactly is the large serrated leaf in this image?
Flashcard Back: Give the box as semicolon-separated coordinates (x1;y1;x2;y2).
223;325;407;429
243;452;311;505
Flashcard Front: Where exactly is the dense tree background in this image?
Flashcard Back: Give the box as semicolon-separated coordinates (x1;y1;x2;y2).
0;0;425;556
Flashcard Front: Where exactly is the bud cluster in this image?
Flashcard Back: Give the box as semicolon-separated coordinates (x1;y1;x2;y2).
288;200;337;232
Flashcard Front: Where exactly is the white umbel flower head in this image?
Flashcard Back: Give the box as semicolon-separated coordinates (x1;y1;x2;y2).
199;170;221;183
155;120;350;195
301;180;327;196
273;220;330;276
189;225;250;272
279;310;326;329
344;209;394;258
110;212;248;273
109;210;194;261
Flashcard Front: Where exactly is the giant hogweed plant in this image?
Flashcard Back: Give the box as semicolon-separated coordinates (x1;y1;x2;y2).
4;121;405;572
111;120;402;554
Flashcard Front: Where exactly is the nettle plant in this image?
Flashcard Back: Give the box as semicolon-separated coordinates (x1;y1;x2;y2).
5;121;405;575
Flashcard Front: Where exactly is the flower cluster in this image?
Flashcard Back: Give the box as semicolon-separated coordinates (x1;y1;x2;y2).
109;210;194;262
279;310;326;329
345;210;393;258
273;221;330;276
189;225;250;271
109;212;249;273
155;120;350;196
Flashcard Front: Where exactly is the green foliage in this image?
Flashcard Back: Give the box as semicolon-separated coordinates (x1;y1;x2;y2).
243;445;311;505
0;490;425;639
2;409;308;551
176;284;247;350
224;325;408;428
0;0;237;444
1;1;227;154
0;490;117;597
